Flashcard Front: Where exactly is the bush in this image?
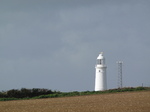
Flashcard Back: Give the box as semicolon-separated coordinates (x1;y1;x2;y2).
135;87;145;91
0;98;18;101
0;88;54;98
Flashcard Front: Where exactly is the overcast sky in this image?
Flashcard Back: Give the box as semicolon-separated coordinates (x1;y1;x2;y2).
0;0;150;92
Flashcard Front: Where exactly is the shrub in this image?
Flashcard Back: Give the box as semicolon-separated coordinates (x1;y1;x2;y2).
135;87;145;91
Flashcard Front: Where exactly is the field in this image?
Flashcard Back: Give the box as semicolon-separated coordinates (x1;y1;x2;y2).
0;91;150;112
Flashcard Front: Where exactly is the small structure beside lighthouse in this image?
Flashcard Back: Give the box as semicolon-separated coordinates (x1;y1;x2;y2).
95;52;107;91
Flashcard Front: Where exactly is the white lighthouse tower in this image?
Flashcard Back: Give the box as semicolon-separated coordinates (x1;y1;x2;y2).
95;52;107;91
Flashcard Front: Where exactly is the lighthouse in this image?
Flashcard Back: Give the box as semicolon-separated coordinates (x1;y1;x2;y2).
95;52;107;91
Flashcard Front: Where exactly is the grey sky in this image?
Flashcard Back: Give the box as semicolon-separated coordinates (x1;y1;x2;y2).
0;0;150;92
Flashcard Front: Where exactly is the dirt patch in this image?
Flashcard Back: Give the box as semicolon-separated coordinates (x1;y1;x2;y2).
0;91;150;112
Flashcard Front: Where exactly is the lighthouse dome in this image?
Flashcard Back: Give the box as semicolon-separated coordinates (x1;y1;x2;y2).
97;52;105;59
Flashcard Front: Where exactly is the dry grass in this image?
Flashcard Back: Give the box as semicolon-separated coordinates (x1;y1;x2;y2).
0;91;150;112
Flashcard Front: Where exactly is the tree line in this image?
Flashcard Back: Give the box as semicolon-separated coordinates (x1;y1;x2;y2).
0;88;57;98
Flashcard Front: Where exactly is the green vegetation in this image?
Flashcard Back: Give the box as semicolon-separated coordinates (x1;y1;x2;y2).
0;87;149;101
0;88;54;99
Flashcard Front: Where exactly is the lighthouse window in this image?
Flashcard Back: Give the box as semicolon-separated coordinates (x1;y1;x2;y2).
97;59;99;64
97;59;102;64
100;59;102;64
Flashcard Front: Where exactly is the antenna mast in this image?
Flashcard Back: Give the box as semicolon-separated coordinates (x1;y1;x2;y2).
117;61;123;88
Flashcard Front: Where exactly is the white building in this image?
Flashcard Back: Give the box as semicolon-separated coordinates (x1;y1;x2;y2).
95;52;107;91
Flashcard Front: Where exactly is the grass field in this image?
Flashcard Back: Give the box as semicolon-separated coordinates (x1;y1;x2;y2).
0;91;150;112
